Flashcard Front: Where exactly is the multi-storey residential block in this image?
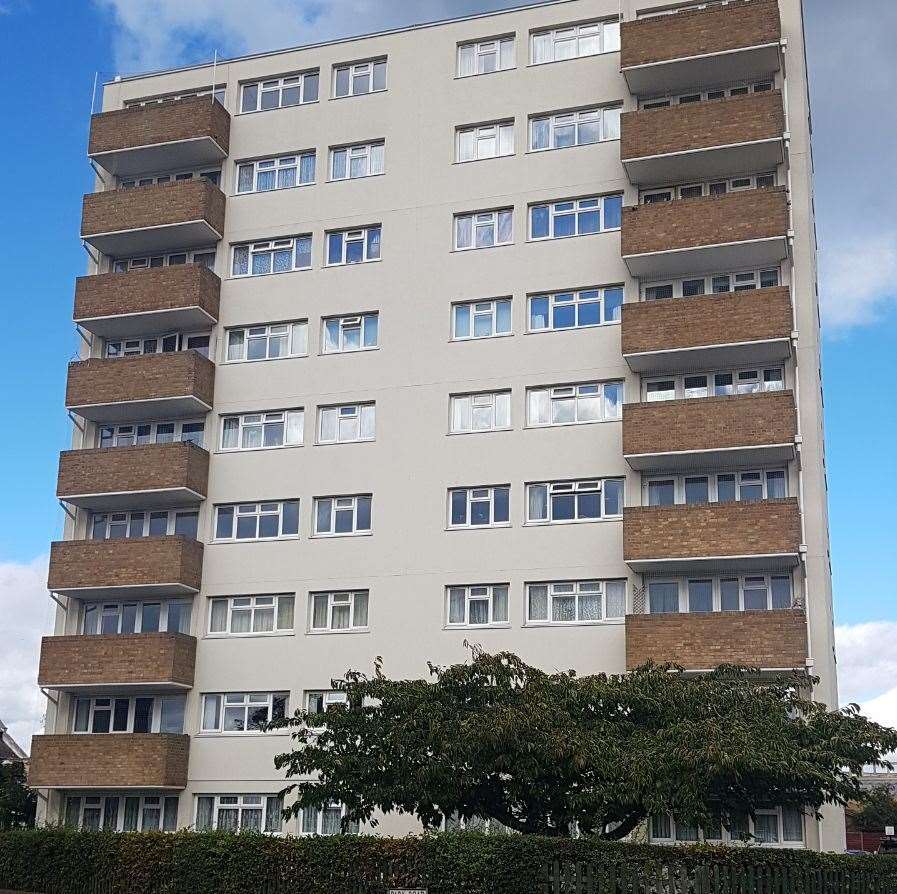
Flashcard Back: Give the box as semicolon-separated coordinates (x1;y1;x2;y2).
33;0;842;850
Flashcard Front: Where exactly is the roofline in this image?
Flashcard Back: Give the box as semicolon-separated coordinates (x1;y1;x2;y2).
104;0;582;87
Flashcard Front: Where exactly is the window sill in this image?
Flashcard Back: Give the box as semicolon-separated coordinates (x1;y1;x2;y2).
453;154;515;166
523;618;624;628
237;101;320;116
528;229;621;243
328;89;388;102
526;50;619;69
229;267;312;281
314;439;376;447
204;631;295;640
310;531;373;539
444;623;511;631
453;67;516;81
220;355;309;366
233;180;316;197
216;444;304;455
523;517;622;527
210;536;300;545
324;258;382;269
524;321;621;335
445;524;512;532
446;428;513;437
195;731;292;738
307;627;370;636
319;346;380;357
450;332;514;343
328;171;386;184
526;138;621;156
451;242;514;254
526;418;621;430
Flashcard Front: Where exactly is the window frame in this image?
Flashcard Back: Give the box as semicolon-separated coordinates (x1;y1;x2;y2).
446;584;510;628
207;594;295;637
456;36;515;77
240;71;319;114
317;403;376;445
529;194;623;240
212;501;300;543
453;208;514;251
231;236;312;278
65;793;179;833
638;79;775;111
312;494;373;537
219;409;304;452
97;418;205;450
456;120;515;163
447;485;511;530
642;367;785;402
223;321;308;364
643;267;781;300
525;479;624;525
321;313;379;354
89;508;199;541
332;58;388;98
526;580;627;625
528;285;623;331
111;247;216;273
526;381;624;427
449;390;512;434
529;105;621;152
451;297;512;340
640;172;777;205
649;806;804;848
645;573;795;615
195;794;284;834
299;801;360;836
309;591;370;633
530;19;620;65
199;691;288;735
71;694;184;735
329;141;385;180
235;152;316;194
81;599;191;636
325;225;382;266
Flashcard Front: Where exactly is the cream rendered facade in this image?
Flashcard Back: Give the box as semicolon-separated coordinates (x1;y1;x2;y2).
37;0;843;851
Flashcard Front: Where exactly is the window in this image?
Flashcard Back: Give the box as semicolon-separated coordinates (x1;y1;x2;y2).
65;794;178;833
236;153;315;193
454;208;513;250
119;169;220;189
225;322;307;362
526;479;623;524
529;286;622;330
457;37;514;76
333;59;387;97
300;802;359;836
72;695;185;734
306;690;348;712
639;80;775;110
643;268;780;300
208;595;295;635
213;501;299;542
447;584;509;626
530;194;622;239
527;580;626;624
126;85;225;107
322;313;379;353
313;495;372;536
456;121;514;162
650;807;804;846
200;692;287;733
90;509;198;541
318;403;375;444
82;599;191;635
221;410;303;450
98;419;204;449
231;236;312;276
241;72;319;112
104;331;209;359
112;248;216;273
326;225;381;265
645;470;787;506
647;574;794;614
531;20;620;64
640;172;776;204
527;381;623;426
330;141;384;180
452;298;511;339
310;591;369;632
450;391;511;434
530;106;621;151
448;486;510;528
196;795;283;833
643;368;785;401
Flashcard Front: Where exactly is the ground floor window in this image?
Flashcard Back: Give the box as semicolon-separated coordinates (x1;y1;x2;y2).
650;807;805;847
300;802;360;835
64;793;178;831
195;794;283;833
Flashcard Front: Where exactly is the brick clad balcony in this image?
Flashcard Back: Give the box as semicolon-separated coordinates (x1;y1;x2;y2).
621;0;782;95
622;287;793;373
81;179;225;256
66;351;214;422
89;96;230;178
621;91;785;185
38;633;196;692
48;536;203;598
625;609;808;671
623;391;797;471
74;264;220;338
621;187;789;277
623;498;802;573
57;441;209;510
29;734;189;789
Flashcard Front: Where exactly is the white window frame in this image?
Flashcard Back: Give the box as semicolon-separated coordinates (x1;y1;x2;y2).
643;267;781;300
530;19;620;64
97;419;205;450
456;121;515;163
213;501;300;542
645;574;795;615
220;410;304;451
644;469;788;506
240;72;319;113
639;79;774;110
313;495;373;537
305;690;349;713
527;381;624;427
195;794;284;834
457;37;515;77
325;225;381;266
200;691;288;734
235;152;316;194
310;591;370;633
72;695;184;735
526;580;627;625
126;86;225;108
642;367;785;402
650;807;805;848
529;106;621;151
451;298;512;340
528;286;623;331
446;584;509;627
231;236;312;277
529;194;623;240
112;247;216;273
119;168;221;189
454;208;513;251
526;479;624;524
317;403;376;445
208;594;295;636
105;332;180;358
640;172;776;204
333;59;388;97
299;801;360;836
65;794;179;833
224;322;308;363
89;508;198;541
448;486;511;529
321;313;379;353
82;599;191;636
449;391;512;434
329;141;385;180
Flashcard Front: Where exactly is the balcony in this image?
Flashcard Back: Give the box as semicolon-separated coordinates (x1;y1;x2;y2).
622;287;793;373
88;96;230;179
81;179;225;256
29;734;189;789
621;187;789;278
621;91;785;185
57;441;209;511
48;536;203;598
623;391;797;470
623;498;802;573
65;351;214;423
620;0;782;95
625;609;808;671
38;633;196;693
74;264;220;338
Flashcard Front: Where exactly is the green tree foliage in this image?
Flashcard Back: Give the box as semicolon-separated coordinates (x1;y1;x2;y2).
848;785;897;832
0;762;36;830
268;651;897;839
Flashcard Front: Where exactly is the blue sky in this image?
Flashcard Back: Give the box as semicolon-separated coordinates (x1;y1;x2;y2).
0;0;895;748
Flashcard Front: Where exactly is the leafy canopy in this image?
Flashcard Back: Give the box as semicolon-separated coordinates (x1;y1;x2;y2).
848;785;897;832
268;651;897;839
0;761;35;830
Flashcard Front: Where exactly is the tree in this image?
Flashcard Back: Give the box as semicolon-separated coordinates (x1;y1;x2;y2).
847;785;897;832
0;761;36;829
268;651;897;839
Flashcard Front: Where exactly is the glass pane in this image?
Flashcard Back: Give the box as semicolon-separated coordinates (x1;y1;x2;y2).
605;581;625;618
649;582;679;614
688;580;713;613
528;585;548;620
720;579;740;611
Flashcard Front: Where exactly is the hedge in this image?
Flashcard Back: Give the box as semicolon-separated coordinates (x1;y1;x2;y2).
1;830;896;894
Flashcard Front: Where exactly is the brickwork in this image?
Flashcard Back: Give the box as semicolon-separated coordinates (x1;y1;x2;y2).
38;633;196;688
623;391;797;457
29;734;189;788
74;264;220;325
625;609;808;670
81;179;225;238
57;441;209;501
89;95;230;156
621;187;789;257
623;498;802;561
621;91;784;160
65;351;214;410
620;0;781;69
621;287;792;356
47;537;203;593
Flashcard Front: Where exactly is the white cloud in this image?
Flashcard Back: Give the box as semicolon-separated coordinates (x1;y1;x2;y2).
835;622;897;736
0;557;53;754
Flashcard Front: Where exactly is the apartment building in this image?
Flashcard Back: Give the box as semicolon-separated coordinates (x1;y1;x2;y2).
30;0;842;850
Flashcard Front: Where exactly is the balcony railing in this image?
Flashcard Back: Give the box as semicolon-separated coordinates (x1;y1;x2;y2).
88;95;230;178
65;351;214;423
621;0;782;95
38;633;196;692
74;264;220;338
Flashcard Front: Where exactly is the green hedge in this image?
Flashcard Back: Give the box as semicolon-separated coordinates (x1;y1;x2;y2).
1;829;895;894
